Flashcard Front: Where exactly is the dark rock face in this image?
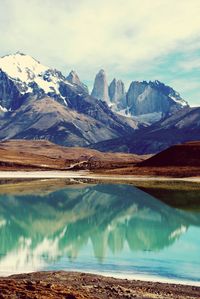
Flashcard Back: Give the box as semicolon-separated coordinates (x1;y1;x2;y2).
126;80;188;116
0;70;26;110
59;81;133;133
91;69;110;102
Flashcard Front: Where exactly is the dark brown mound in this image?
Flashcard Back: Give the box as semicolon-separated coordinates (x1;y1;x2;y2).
140;141;200;167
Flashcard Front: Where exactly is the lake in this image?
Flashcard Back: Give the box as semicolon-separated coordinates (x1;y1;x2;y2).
0;179;199;286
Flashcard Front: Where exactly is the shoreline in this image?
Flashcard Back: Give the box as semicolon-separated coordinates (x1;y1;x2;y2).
0;170;199;182
2;269;200;288
62;269;200;288
0;271;199;299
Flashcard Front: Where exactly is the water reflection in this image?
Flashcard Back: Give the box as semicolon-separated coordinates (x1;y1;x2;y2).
0;182;200;279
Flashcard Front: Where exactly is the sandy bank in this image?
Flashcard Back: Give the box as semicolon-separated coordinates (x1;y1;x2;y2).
0;170;199;182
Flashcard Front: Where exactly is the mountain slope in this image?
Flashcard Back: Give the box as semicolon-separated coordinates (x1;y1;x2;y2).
91;107;200;154
0;96;140;146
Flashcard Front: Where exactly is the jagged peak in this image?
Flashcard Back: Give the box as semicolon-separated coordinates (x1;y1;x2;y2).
154;79;161;85
117;79;124;84
69;69;77;75
109;78;125;90
15;51;28;56
127;79;188;108
96;69;107;76
0;52;49;82
110;78;117;84
66;70;89;93
1;52;42;65
66;70;80;81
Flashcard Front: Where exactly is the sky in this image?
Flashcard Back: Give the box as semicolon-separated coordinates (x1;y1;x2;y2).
1;0;200;106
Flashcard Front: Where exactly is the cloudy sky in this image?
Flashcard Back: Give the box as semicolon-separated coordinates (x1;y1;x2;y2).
1;0;200;105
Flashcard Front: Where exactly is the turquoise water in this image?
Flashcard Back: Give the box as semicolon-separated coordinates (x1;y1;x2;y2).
0;182;199;285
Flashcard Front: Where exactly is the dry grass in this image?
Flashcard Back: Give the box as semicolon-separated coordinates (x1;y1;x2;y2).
0;139;148;170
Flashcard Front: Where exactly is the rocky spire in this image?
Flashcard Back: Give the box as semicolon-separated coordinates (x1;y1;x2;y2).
91;69;110;103
109;78;126;104
66;70;88;93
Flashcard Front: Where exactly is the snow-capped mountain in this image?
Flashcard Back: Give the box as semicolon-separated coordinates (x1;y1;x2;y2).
0;52;85;111
0;53;141;146
0;52;196;152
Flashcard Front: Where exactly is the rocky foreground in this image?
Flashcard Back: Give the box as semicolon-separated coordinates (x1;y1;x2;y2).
0;271;199;299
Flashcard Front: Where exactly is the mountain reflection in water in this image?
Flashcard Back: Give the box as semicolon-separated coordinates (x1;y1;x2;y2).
0;182;199;282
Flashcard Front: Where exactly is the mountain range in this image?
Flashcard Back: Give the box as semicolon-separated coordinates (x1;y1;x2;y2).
0;52;199;154
91;69;188;124
0;53;141;147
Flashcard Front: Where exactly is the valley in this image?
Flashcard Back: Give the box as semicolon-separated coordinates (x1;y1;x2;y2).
0;139;199;178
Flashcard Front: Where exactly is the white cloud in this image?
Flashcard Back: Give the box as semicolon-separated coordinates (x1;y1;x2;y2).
171;79;200;93
178;58;200;71
1;1;200;63
0;0;200;103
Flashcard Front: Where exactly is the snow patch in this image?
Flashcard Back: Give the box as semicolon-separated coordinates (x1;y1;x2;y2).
0;53;76;99
0;53;48;82
0;105;8;112
131;112;163;124
169;94;188;106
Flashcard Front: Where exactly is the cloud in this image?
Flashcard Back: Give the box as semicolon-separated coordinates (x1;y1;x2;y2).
171;79;200;93
0;0;200;104
178;58;200;71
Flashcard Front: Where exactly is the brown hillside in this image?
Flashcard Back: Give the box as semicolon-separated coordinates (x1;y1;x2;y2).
101;142;200;177
140;141;200;167
0;139;148;170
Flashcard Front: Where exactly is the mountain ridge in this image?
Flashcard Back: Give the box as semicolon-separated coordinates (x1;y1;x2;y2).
0;52;199;154
91;106;200;154
90;69;188;123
